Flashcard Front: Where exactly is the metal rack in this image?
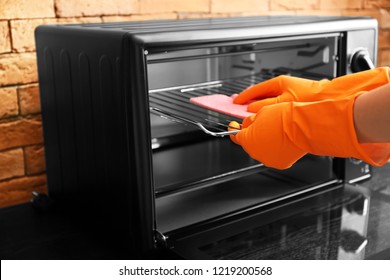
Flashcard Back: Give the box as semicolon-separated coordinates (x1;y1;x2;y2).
149;69;327;137
149;72;271;137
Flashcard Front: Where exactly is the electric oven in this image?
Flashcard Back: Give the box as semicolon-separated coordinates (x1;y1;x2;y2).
35;15;377;259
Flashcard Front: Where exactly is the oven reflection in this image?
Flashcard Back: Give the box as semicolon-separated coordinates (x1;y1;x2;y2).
200;185;370;260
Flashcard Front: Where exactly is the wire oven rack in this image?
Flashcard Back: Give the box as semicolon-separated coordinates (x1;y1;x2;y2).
149;68;327;137
149;72;276;137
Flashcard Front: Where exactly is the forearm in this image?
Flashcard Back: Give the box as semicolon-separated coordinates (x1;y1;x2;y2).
354;83;390;143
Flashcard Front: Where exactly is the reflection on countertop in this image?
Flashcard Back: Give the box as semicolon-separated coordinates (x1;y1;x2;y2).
200;164;390;260
364;163;390;259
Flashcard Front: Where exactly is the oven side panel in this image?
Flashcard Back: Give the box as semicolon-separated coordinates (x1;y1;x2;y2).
34;25;154;257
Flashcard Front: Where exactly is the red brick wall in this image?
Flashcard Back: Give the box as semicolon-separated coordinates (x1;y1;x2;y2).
0;0;389;208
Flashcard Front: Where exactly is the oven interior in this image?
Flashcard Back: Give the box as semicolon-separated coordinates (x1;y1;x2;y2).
147;34;343;235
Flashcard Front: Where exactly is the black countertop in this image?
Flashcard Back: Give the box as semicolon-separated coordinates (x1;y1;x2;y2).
1;163;390;260
358;163;390;259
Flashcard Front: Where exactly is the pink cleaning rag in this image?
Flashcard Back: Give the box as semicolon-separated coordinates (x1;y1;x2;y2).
190;94;254;119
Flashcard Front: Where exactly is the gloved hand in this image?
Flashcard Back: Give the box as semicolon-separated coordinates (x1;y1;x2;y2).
234;67;390;113
229;93;390;169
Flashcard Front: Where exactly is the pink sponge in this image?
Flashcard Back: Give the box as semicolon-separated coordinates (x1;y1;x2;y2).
190;94;254;119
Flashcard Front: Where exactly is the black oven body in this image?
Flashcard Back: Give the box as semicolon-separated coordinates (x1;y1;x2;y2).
35;16;377;259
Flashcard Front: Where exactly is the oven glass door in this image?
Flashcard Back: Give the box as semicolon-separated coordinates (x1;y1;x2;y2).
154;149;338;234
148;33;345;256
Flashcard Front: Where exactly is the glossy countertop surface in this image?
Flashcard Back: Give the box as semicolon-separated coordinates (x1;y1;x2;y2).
359;163;390;259
195;164;390;260
1;164;390;260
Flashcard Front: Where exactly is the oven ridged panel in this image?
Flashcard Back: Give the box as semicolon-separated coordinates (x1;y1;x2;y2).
35;27;128;199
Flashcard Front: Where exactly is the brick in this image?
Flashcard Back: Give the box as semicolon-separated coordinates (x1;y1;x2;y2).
378;49;390;66
0;184;46;207
18;84;41;115
0;173;46;191
103;13;178;22
320;0;363;10
257;10;296;16
365;0;390;9
55;0;139;17
178;12;275;20
379;29;390;49
0;21;11;54
0;174;46;208
0;0;55;20
341;9;381;21
25;144;46;175
177;13;226;19
296;10;342;16
0;53;37;86
0;117;43;150
102;16;134;23
180;13;266;19
57;17;102;24
270;0;319;10
139;0;209;14
0;87;18;118
211;0;269;13
0;148;24;181
380;9;390;28
11;19;49;52
11;17;102;53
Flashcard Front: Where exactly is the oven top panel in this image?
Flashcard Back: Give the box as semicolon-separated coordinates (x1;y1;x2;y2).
56;16;377;47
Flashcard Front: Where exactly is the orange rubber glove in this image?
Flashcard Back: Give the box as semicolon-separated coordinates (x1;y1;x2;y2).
234;67;390;113
230;93;390;169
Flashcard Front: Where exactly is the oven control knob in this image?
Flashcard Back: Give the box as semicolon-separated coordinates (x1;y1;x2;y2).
350;49;375;72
